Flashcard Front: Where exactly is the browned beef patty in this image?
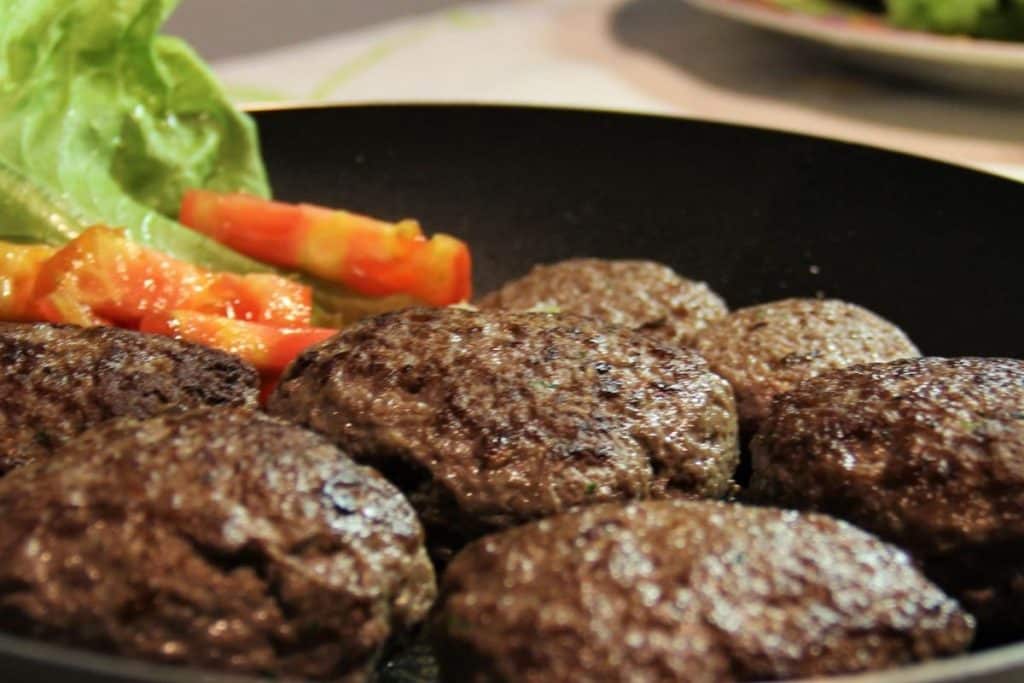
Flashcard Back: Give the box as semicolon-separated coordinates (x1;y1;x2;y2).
269;307;739;558
0;408;436;681
749;357;1024;637
0;322;258;473
477;259;728;347
433;501;974;683
693;298;919;435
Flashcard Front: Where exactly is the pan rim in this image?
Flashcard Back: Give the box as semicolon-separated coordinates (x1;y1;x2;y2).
239;101;1021;185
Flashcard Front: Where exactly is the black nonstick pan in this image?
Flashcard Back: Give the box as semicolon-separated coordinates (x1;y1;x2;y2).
0;104;1020;682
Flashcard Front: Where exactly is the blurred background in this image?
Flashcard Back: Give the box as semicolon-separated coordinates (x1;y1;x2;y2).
167;0;1024;181
166;1;471;60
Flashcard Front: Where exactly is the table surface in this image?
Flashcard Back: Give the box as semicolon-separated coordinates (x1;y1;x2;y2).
167;0;1024;181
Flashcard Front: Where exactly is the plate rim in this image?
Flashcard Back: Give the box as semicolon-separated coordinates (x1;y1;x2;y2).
682;0;1024;69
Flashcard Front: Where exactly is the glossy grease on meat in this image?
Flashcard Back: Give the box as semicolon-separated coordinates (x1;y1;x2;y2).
0;322;259;473
693;298;919;434
478;259;727;346
433;501;974;683
750;357;1024;638
269;307;739;558
0;408;436;681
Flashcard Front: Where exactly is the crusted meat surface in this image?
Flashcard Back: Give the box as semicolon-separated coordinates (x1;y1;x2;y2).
269;307;739;558
477;259;728;347
433;501;974;683
0;323;259;473
0;408;436;681
693;298;919;435
749;357;1024;637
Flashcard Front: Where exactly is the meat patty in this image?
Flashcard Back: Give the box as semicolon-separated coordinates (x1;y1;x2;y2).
269;307;739;559
693;298;919;435
432;500;974;683
0;408;436;681
477;259;727;347
749;357;1024;638
0;322;258;473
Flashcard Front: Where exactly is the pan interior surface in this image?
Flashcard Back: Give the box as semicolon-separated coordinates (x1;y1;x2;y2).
258;105;1022;358
0;104;1020;683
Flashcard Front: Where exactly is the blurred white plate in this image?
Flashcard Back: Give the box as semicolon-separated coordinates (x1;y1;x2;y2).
682;0;1024;96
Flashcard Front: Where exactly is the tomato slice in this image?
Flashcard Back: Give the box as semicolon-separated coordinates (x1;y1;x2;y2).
0;242;56;321
139;310;336;374
31;226;313;328
33;226;205;327
182;273;312;327
180;189;472;306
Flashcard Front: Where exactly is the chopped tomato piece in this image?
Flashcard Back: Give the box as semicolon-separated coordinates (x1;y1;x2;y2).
180;189;472;306
31;226;313;328
0;242;56;320
259;374;282;405
31;288;109;327
182;273;312;326
33;226;205;327
139;310;336;374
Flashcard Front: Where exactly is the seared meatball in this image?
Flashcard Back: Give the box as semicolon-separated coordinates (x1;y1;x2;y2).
749;357;1024;638
477;259;727;346
0;408;436;681
0;322;258;473
433;501;974;683
693;298;918;435
269;307;739;559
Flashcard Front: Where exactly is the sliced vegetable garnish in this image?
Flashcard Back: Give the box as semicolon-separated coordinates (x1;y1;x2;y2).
33;226;205;327
0;242;57;320
182;273;312;327
31;289;109;328
0;0;272;271
180;189;472;306
28;226;313;328
139;310;336;374
0;162;86;247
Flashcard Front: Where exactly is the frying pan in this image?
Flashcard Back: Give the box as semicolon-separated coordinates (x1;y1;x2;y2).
0;104;1021;682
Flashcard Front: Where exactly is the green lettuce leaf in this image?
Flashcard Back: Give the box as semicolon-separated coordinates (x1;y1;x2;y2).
0;0;273;272
0;159;86;245
885;0;1024;39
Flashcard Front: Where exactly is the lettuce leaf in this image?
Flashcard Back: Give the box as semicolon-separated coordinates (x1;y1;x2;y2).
0;159;87;245
885;0;1024;39
0;0;273;272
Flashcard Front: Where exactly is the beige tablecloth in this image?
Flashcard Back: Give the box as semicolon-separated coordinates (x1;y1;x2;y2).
202;0;1024;181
